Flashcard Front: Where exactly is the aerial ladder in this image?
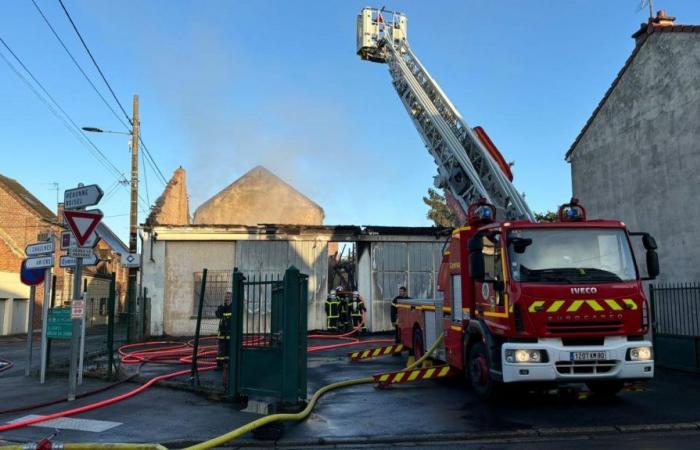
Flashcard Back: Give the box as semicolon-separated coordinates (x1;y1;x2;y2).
356;7;535;222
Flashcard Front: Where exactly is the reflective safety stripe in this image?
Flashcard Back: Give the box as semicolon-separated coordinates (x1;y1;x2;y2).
547;300;565;313
567;300;585;312
528;301;545;313
585;300;604;312
623;299;638;310
373;365;455;386
605;299;623;311
223;313;231;317
350;344;404;361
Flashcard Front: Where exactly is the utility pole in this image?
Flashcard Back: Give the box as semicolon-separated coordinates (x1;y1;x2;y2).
128;95;139;342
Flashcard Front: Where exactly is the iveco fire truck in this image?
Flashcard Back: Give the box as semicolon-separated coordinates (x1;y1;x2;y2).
357;7;660;398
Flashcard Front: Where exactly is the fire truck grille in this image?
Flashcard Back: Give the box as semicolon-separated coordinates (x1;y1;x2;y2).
547;321;624;334
555;360;618;376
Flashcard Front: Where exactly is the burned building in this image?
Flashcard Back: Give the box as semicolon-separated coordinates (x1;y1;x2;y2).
141;166;449;336
192;166;324;226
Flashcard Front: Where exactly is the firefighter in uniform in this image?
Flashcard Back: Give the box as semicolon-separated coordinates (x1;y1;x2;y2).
349;291;367;333
392;286;410;342
215;289;232;370
337;287;351;332
325;289;340;331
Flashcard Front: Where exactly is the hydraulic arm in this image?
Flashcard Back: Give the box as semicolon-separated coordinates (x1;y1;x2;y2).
357;7;534;222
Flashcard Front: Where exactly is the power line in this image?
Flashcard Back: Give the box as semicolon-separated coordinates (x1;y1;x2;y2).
57;0;168;187
0;37;127;183
57;0;132;126
30;0;131;132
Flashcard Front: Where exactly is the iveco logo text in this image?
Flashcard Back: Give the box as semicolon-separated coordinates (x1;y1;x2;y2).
571;287;597;294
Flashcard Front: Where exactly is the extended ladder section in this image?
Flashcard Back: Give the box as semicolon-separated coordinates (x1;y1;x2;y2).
357;8;535;222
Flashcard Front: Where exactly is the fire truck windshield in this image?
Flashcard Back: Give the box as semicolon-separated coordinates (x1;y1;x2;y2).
507;228;637;283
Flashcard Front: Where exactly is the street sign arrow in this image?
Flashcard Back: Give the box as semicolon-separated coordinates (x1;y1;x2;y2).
67;247;94;258
25;256;54;270
61;230;99;249
25;241;55;256
60;255;98;268
64;184;103;210
64;209;103;246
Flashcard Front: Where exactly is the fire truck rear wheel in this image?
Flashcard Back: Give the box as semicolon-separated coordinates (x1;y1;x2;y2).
468;341;498;399
412;327;424;360
585;380;624;397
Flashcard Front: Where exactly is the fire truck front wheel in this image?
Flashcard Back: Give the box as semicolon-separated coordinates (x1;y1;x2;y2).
468;341;499;399
585;380;624;397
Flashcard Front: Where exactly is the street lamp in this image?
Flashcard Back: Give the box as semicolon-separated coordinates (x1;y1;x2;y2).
82;127;131;136
82;94;141;342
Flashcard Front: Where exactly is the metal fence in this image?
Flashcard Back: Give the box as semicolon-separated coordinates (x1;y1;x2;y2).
650;282;700;371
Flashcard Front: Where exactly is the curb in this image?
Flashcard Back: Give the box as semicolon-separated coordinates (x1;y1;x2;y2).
158;422;700;448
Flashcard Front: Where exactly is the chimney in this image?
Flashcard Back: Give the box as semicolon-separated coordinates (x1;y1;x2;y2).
653;10;676;27
632;10;677;45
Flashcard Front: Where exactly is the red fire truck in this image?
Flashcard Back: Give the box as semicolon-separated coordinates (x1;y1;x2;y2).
396;199;659;398
356;7;660;398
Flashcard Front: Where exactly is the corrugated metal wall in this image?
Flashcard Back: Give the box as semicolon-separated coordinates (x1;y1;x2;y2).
235;240;328;330
369;242;444;332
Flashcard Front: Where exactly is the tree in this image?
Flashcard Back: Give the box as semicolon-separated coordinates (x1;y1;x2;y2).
423;188;455;227
535;211;557;222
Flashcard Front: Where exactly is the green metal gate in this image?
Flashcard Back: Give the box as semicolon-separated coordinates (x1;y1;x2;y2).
228;266;308;407
650;282;700;371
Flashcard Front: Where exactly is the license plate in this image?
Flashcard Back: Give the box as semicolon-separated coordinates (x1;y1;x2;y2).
570;351;606;361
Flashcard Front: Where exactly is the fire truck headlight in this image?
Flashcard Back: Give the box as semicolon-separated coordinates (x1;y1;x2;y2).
628;346;653;361
505;349;545;363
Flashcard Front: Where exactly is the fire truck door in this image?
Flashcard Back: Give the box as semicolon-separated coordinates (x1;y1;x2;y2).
476;233;506;315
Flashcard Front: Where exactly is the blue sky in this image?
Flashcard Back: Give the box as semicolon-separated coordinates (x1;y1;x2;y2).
2;1;699;240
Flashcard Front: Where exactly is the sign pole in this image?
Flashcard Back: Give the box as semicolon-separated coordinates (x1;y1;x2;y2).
78;282;87;385
68;257;82;401
39;266;53;384
25;285;36;376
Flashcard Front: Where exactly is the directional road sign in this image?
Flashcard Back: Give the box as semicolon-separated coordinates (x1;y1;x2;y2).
60;255;98;268
67;247;94;258
25;241;55;257
25;256;54;270
122;253;140;268
64;209;103;246
20;260;45;285
61;230;99;249
64;184;103;210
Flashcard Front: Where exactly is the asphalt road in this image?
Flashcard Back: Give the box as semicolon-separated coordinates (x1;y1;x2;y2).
2;335;700;448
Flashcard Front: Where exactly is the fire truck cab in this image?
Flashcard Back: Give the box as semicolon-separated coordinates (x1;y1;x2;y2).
397;199;660;398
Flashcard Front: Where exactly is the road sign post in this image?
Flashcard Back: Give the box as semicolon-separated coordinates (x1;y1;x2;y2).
68;257;82;401
39;266;53;384
24;285;36;377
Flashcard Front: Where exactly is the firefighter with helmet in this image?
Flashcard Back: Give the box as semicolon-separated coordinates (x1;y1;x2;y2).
215;288;233;370
337;286;351;332
325;289;340;331
349;291;367;333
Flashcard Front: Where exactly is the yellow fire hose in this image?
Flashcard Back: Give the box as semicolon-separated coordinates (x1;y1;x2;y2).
183;333;445;450
0;335;444;450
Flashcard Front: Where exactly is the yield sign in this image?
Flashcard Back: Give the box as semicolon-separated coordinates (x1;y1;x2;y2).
64;209;103;246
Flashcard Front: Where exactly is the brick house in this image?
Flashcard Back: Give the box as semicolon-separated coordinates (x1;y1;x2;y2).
0;174;128;335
